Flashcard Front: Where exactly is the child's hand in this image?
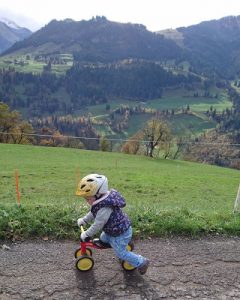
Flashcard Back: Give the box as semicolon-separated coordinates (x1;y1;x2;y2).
77;218;87;227
80;232;91;242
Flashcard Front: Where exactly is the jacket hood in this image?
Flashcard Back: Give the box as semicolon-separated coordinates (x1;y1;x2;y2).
92;189;126;208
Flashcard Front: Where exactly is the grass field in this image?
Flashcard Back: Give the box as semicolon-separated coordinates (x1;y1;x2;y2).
74;89;232;139
148;95;232;112
0;143;239;240
165;113;216;136
0;54;73;75
75;89;232;118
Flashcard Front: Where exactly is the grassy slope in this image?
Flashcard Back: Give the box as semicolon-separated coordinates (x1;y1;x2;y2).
77;90;232;117
0;143;239;239
148;90;231;112
77;89;232;138
0;54;73;75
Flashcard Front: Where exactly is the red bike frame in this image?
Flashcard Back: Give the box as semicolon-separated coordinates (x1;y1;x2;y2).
79;226;110;255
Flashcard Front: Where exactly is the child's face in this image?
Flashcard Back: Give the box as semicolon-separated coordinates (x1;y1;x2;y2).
84;196;95;206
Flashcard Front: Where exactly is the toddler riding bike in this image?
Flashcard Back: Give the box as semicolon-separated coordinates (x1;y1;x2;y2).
75;173;149;274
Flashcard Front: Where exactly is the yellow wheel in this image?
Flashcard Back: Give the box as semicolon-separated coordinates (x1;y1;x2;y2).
121;260;136;271
74;247;92;258
76;255;94;272
126;241;134;251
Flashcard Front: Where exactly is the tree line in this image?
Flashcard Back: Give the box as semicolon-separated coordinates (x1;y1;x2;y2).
0;60;200;118
1;101;239;169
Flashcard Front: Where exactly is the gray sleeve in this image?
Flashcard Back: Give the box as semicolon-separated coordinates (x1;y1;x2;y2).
83;211;94;224
85;207;113;237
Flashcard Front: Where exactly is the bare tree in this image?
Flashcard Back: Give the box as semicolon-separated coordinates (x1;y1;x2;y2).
143;119;171;157
121;131;144;154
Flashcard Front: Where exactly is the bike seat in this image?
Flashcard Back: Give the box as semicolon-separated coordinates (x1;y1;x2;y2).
93;238;111;248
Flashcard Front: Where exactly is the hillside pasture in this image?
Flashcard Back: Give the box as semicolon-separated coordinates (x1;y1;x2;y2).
165;113;216;136
0;53;73;75
0;144;239;239
148;89;232;112
73;88;231;139
75;89;232;118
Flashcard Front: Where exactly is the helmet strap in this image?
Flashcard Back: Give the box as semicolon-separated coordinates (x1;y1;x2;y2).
96;177;106;196
94;193;102;200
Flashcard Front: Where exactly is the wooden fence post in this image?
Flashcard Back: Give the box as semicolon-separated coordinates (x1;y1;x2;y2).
233;184;240;214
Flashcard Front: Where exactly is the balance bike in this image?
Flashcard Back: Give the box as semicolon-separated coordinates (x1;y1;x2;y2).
75;226;136;272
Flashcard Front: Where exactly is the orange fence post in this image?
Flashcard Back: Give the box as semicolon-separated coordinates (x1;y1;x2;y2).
15;170;21;207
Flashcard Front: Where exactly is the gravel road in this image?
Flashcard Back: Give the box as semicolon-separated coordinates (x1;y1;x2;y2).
1;236;240;299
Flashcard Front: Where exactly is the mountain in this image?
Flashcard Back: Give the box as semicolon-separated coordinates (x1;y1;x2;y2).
2;16;183;62
159;15;240;78
3;15;240;79
0;17;21;30
0;18;32;54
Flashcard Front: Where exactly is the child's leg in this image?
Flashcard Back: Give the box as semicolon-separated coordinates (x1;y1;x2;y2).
99;231;110;244
109;227;145;268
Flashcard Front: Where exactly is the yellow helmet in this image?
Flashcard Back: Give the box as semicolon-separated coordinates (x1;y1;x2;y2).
76;174;108;197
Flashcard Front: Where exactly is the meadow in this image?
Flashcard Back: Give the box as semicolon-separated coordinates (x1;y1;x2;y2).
0;143;239;240
0;54;73;75
75;88;232;138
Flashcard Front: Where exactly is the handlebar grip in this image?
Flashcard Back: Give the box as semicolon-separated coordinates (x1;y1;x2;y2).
80;225;84;233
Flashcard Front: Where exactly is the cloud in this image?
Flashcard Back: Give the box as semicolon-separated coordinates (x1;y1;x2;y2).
0;7;43;31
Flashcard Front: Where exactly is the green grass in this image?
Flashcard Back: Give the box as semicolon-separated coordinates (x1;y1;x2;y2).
76;90;232;118
0;54;73;75
74;89;232;139
165;113;216;136
148;90;232;112
121;110;214;139
74;98;143;117
0;143;239;240
125;114;152;136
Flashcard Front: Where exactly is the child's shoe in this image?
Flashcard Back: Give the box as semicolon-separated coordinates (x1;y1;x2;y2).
138;259;150;275
93;238;111;248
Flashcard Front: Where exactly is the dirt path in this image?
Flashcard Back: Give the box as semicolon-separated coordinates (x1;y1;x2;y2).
1;236;240;299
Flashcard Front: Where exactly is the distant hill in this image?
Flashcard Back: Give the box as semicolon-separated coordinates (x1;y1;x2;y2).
2;16;183;62
0;18;32;54
159;15;240;78
3;15;240;79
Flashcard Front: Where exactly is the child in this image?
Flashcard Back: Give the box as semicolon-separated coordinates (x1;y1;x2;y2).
76;173;149;275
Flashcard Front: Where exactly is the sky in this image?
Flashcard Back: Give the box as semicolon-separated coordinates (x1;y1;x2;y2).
0;0;240;32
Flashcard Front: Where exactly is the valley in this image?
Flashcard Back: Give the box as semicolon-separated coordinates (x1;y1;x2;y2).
0;15;239;169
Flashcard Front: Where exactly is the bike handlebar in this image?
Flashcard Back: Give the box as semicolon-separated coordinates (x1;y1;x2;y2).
80;225;84;233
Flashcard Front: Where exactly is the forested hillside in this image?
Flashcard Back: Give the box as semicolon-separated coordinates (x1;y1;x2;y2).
0;60;200;116
3;16;183;62
160;16;240;79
